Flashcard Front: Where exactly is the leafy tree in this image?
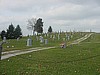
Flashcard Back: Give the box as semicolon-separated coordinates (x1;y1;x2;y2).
6;23;15;39
14;25;22;38
27;18;37;35
34;18;43;33
48;26;52;33
0;30;6;40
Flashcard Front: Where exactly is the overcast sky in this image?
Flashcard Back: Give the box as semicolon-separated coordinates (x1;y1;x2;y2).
0;0;100;35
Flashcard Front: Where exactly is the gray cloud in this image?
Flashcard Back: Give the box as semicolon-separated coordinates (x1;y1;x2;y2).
0;0;100;35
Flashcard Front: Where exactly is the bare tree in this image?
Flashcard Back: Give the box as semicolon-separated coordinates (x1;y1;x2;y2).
27;18;37;35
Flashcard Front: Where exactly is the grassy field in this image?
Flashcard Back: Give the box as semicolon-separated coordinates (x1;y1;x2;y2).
0;32;100;75
2;32;87;52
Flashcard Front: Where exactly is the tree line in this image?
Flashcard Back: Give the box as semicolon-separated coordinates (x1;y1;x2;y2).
27;18;52;35
0;18;53;40
0;23;22;40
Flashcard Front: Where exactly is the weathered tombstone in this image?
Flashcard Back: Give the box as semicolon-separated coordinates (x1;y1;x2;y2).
27;38;32;46
40;36;44;43
17;37;20;41
45;39;48;44
58;34;60;40
67;35;70;40
47;33;49;37
53;35;55;40
3;37;6;42
36;36;39;41
44;34;47;37
50;35;52;38
65;34;68;38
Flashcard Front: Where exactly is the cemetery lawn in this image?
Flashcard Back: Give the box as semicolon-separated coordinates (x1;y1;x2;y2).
0;33;100;75
2;32;86;52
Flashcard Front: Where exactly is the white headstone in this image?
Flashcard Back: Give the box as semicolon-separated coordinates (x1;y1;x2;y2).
67;35;70;40
44;34;47;37
65;34;68;38
36;36;39;41
45;39;48;44
27;38;32;46
40;36;44;43
17;37;19;41
58;35;60;40
47;34;49;37
50;35;52;38
53;35;55;40
3;37;6;42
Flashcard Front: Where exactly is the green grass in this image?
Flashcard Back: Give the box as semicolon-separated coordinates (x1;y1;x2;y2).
0;32;100;75
2;32;86;52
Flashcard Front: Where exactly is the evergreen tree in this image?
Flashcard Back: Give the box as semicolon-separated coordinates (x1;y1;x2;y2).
0;30;6;40
48;26;52;33
34;18;43;33
6;23;15;39
14;25;22;38
1;23;22;39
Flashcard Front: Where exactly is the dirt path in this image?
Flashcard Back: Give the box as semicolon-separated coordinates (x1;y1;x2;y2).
1;47;55;60
70;33;93;45
1;33;93;60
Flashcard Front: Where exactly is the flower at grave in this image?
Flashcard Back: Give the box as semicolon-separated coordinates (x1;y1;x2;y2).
2;72;6;75
75;71;77;72
29;55;32;57
7;46;10;48
97;68;99;71
12;45;14;48
26;71;28;74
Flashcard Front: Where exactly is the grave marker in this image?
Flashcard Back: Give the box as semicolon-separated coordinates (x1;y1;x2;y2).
27;38;32;46
17;37;20;41
36;36;39;41
67;35;70;40
53;35;55;40
45;39;48;44
44;34;47;37
3;37;6;42
50;35;52;38
40;36;44;43
58;34;60;40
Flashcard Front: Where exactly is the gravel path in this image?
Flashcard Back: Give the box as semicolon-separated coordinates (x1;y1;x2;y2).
70;33;93;45
1;47;55;60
